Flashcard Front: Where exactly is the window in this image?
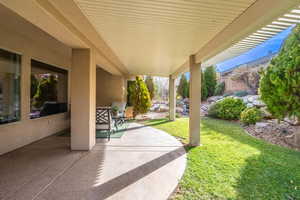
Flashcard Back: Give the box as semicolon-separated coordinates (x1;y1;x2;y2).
30;60;68;119
0;48;21;125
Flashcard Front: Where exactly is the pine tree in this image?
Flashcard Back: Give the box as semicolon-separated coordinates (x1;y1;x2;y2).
177;74;188;98
130;76;151;117
204;66;217;97
145;76;156;100
260;25;300;145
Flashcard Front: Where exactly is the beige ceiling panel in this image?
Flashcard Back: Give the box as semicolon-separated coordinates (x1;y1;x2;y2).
74;0;257;76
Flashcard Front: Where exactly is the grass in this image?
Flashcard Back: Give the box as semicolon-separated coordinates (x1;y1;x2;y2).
143;117;300;200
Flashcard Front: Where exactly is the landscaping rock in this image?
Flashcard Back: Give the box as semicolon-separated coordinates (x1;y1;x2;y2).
260;107;273;118
246;103;254;108
255;122;270;133
176;107;184;113
284;116;299;126
247;95;259;102
252;100;266;107
245;119;299;151
207;96;223;103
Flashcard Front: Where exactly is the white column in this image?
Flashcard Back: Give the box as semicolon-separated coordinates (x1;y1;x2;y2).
189;55;201;146
169;75;176;121
71;49;96;150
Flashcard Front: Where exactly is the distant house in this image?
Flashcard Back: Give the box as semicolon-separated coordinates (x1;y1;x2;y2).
216;27;293;94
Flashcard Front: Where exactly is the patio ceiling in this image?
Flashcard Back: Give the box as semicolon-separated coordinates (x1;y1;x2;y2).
74;0;257;76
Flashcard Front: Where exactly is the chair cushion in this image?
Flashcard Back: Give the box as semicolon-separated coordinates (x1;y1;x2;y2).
96;124;110;130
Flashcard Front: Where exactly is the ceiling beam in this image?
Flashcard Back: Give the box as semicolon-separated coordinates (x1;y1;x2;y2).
172;0;300;78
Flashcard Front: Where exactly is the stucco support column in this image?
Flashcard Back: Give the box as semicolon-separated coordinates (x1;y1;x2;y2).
189;55;201;146
169;75;176;121
71;49;96;150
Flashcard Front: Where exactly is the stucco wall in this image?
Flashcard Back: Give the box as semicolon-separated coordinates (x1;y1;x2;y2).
96;68;126;106
0;6;71;155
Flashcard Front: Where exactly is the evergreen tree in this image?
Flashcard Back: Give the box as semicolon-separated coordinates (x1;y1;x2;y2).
260;25;300;145
201;71;208;100
186;80;190;98
130;76;151;117
127;80;135;106
177;74;189;98
145;76;156;100
204;66;217;97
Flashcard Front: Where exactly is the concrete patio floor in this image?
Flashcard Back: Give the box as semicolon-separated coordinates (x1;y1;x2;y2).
0;123;186;200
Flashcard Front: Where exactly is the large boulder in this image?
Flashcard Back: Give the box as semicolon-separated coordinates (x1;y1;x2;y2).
207;96;223;103
260;107;273;118
284;116;299;126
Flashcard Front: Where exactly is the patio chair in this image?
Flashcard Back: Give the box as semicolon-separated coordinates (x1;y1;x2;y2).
96;107;114;140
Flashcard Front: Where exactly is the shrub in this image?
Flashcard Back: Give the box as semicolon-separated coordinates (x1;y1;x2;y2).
207;103;218;118
223;93;233;97
208;97;246;120
214;82;225;96
233;90;248;97
241;107;263;125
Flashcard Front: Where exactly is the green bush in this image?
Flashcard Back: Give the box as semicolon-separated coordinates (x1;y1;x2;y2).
223;92;233;97
241;107;263;125
233;90;248;97
207;103;218;118
208;97;246;120
214;82;225;96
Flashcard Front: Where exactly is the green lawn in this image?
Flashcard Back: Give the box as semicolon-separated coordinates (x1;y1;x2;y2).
143;117;300;200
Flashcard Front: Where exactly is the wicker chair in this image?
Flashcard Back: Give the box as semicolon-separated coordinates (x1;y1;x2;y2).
96;107;114;140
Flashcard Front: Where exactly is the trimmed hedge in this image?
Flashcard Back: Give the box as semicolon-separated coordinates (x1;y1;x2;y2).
208;97;246;120
241;107;263;125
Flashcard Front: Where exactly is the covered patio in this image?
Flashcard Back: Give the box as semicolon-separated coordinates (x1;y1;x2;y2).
0;0;299;152
1;0;300;199
0;122;186;200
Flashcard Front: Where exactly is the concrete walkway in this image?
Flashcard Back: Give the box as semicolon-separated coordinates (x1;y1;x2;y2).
0;123;186;200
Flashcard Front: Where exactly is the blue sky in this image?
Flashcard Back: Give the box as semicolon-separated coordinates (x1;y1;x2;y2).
183;26;293;79
216;26;294;73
